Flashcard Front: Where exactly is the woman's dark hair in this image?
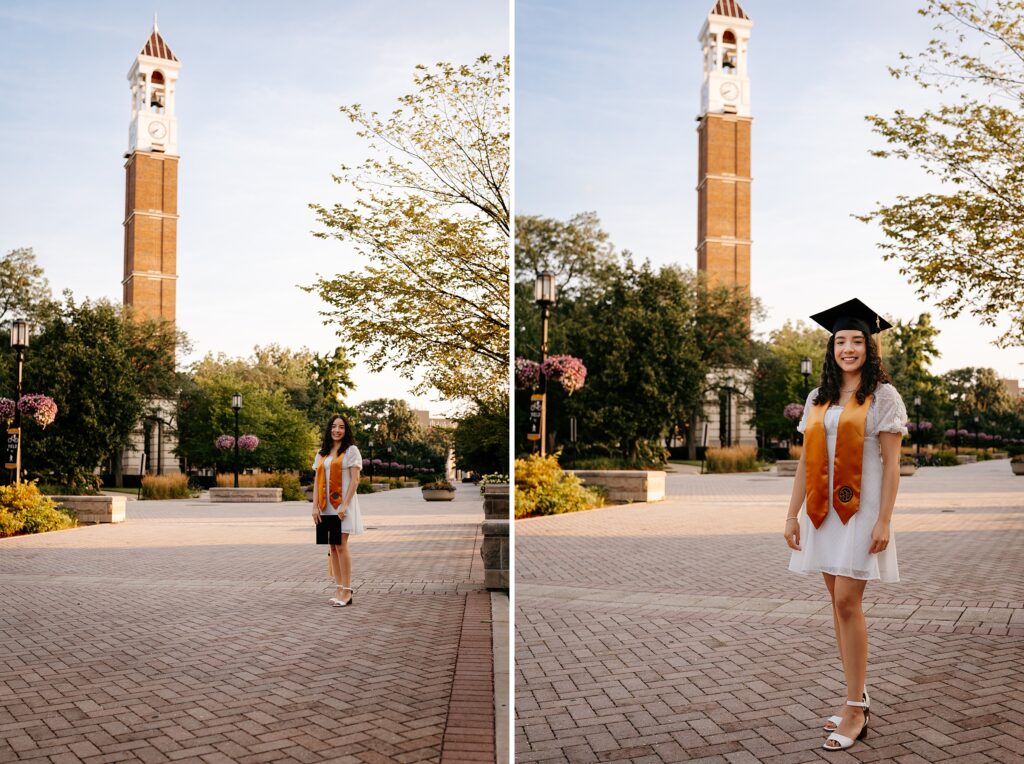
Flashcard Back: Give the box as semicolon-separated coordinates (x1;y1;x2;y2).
319;414;355;456
813;331;891;406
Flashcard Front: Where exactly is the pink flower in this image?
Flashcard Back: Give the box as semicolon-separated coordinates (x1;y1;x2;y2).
783;403;804;421
17;394;58;428
215;435;235;450
541;355;587;395
0;398;14;425
515;357;542;390
238;435;260;451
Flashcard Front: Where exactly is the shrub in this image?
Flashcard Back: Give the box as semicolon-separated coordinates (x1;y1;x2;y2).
0;481;76;537
704;446;759;474
788;445;803;460
423;479;454;491
357;478;375;494
929;450;961;466
141;474;192;500
478;473;509;494
514;453;604;518
263;473;304;501
1012;454;1024;464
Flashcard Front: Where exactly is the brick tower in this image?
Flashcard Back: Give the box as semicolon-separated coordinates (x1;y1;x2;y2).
123;19;180;324
696;0;751;291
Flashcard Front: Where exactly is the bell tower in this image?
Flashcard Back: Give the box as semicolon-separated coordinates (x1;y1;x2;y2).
696;0;752;291
123;18;180;324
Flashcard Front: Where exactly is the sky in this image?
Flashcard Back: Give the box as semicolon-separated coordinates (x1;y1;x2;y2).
516;0;1024;383
0;0;509;416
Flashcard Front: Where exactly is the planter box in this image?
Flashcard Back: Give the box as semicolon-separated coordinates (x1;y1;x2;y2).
208;487;282;503
900;464;917;476
422;488;456;502
775;460;799;477
51;495;126;524
956;455;977;464
565;470;665;504
371;483;390;492
1012;463;1024;476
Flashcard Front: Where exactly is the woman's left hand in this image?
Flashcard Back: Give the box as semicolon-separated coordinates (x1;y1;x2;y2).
869;520;891;554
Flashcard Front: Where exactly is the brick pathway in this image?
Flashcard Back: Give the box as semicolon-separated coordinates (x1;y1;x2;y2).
0;484;495;763
516;460;1024;762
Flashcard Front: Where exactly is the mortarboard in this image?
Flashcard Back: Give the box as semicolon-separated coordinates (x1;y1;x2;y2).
809;298;893;336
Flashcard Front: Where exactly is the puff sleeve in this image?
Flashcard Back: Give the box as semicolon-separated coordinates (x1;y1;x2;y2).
343;446;363;470
311;452;321;471
796;388;818;434
872;384;909;436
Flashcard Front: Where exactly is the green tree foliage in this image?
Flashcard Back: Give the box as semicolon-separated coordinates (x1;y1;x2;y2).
306;55;509;401
0;247;52;325
176;353;320;472
452;397;508;475
752;322;829;445
515;212;617;299
860;0;1024;346
354;398;450;472
941;367;1014;419
10;296;179;491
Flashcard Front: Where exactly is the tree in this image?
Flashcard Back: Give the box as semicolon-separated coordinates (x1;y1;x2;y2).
452;398;508;475
305;55;509;401
11;296;178;491
0;248;53;325
175;359;319;473
515;212;618;299
860;0;1024;347
941;367;1014;419
354;398;423;445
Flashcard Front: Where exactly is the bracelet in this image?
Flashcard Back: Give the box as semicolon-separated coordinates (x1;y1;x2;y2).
785;516;799;522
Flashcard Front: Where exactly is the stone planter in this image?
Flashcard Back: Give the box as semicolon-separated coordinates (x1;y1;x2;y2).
565;470;665;504
1011;462;1024;476
422;488;456;502
775;460;799;477
957;455;977;464
480;484;509;591
371;482;390;492
899;463;917;476
51;495;127;524
208;487;282;503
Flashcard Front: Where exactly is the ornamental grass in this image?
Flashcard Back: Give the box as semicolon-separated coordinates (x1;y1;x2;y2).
141;474;192;500
704;445;760;474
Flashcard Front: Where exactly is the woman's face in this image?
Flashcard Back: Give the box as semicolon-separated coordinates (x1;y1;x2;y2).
330;418;346;442
833;329;867;374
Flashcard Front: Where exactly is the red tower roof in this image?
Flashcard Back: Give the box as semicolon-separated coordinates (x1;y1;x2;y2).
711;0;749;20
140;30;177;61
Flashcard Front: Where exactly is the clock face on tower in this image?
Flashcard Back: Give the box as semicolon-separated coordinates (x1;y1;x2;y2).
719;82;740;102
148;122;167;139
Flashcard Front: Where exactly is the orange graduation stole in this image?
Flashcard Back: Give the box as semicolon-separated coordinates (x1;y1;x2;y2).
804;394;873;528
316;455;344;511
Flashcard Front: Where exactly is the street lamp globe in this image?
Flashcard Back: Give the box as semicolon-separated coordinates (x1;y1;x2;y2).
534;271;557;306
800;357;811;377
913;395;921;408
9;319;29;350
232;392;242;411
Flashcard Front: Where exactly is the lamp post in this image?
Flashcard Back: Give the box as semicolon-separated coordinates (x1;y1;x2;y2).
368;437;375;481
533;272;557;456
913;394;922;456
973;414;980;453
953;405;960;455
8;320;29;485
720;376;734;448
231;392;242;488
800;357;812;398
386;442;393;482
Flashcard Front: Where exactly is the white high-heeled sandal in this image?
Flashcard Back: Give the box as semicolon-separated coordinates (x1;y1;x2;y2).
331;586;354;607
824;688;868;731
823;698;869;752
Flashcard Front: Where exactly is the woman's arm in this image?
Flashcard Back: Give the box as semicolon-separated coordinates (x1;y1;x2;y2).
871;431;902;553
340;466;360;516
783;448;807;550
311;457;322;521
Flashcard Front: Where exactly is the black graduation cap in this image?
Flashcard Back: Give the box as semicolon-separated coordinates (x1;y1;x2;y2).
809;298;893;335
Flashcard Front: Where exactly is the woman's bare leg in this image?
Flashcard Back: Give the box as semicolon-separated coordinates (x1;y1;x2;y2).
338;534;352;602
826;576;868;748
330;543;344;598
823;573;845;663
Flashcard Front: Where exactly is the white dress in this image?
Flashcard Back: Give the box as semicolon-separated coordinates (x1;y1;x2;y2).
788;383;907;582
312;446;365;535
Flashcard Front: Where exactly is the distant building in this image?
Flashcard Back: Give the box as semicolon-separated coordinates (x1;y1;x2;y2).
412;409;456;431
1002;378;1021;399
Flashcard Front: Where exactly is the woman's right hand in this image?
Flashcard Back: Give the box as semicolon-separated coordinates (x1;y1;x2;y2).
312;506;321;524
783;516;801;550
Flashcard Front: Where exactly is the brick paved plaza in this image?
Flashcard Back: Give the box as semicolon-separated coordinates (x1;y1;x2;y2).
0;484;501;764
516;459;1024;763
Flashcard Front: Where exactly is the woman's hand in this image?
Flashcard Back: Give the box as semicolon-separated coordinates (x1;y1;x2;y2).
869;519;890;554
783;517;801;551
312;506;321;524
338;504;348;520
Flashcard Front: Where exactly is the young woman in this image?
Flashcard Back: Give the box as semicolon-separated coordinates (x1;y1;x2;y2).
312;414;365;607
783;298;908;752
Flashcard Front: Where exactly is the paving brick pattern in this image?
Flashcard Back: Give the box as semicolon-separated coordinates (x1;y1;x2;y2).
0;485;494;763
516;460;1024;762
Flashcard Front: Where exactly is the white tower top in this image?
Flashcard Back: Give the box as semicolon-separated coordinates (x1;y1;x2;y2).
126;21;181;155
698;0;752;117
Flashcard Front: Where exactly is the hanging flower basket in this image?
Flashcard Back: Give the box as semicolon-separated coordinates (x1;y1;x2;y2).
783;403;804;421
515;358;542;390
16;394;58;428
237;435;260;451
541;355;587;395
215;435;235;450
0;398;15;425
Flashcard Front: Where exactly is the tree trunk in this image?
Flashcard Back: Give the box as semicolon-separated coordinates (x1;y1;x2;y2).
113;448;124;488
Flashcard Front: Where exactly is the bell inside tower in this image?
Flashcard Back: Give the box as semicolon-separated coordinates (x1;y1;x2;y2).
149;70;166;113
721;30;737;72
